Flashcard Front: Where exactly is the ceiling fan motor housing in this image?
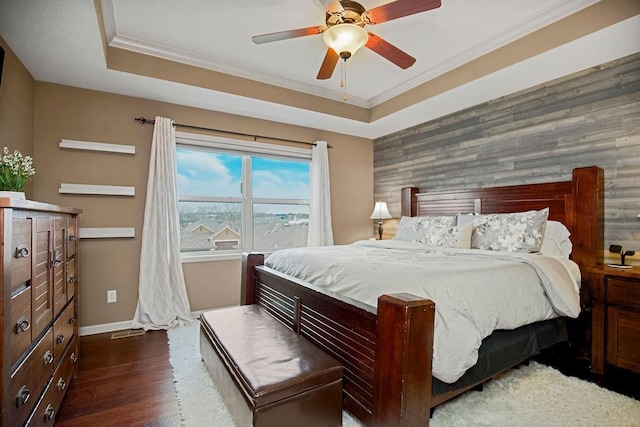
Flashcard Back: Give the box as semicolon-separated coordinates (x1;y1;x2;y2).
326;1;367;28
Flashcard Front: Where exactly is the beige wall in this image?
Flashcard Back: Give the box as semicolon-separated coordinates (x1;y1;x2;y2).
31;82;373;327
0;36;35;197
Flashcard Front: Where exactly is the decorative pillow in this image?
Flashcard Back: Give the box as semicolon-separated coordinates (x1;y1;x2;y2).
419;223;473;249
414;215;455;241
394;215;455;242
471;208;549;253
393;216;424;242
455;213;480;227
540;220;572;258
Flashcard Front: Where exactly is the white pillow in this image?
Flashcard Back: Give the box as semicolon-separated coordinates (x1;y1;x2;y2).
540;220;572;258
456;213;480;227
394;216;423;242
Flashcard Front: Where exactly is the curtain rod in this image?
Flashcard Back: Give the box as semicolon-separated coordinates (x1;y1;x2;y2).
134;117;332;148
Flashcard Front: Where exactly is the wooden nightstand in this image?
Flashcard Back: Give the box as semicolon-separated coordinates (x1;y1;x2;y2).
590;266;640;375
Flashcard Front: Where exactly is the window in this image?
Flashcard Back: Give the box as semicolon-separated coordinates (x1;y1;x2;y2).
176;132;311;259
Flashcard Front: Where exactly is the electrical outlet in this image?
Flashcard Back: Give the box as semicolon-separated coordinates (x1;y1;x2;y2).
107;290;117;303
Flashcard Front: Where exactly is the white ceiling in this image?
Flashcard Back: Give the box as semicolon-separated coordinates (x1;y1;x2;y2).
1;0;639;139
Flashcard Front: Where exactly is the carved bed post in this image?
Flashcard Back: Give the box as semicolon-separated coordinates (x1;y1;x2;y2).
241;253;264;305
571;166;604;272
401;187;419;217
373;294;435;427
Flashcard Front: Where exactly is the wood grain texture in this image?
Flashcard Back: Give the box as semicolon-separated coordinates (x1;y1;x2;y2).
373;52;640;264
242;168;602;426
55;330;180;426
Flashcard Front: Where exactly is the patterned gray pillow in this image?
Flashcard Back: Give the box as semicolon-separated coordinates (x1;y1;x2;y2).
394;216;424;242
414;216;456;243
419;223;473;248
394;215;455;242
471;208;549;253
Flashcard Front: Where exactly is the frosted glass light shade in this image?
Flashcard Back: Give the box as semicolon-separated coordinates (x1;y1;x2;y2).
323;24;368;57
369;201;392;220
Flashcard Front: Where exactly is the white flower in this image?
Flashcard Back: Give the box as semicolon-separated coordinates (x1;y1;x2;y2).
0;147;36;191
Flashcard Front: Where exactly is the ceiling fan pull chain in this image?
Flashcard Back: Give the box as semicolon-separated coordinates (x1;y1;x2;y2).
341;59;348;101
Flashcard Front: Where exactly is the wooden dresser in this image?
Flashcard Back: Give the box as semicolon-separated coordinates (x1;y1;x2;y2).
590;266;640;375
0;199;81;426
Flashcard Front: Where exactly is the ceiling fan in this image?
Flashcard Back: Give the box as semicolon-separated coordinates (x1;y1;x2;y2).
252;0;442;80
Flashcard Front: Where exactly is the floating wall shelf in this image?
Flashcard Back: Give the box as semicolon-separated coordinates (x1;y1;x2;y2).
59;139;135;154
59;184;135;196
79;227;136;239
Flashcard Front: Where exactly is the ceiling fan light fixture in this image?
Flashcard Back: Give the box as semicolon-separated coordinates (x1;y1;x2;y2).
322;24;368;59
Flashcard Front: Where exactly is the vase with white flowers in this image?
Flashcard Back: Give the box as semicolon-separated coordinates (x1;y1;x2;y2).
0;146;35;199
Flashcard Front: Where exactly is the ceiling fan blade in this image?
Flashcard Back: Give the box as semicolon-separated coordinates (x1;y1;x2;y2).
252;26;326;44
365;0;441;25
317;48;339;80
316;0;343;13
365;33;416;69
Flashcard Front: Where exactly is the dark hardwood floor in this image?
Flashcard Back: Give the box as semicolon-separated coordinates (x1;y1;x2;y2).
55;330;180;426
55;330;638;426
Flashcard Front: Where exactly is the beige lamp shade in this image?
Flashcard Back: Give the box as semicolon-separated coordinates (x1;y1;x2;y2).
369;201;392;220
322;24;368;58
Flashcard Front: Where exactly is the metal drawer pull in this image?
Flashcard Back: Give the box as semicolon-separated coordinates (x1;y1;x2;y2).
15;245;30;258
51;259;63;268
14;316;31;334
44;404;55;421
15;385;30;407
67;276;77;283
57;377;66;391
69;234;77;241
43;350;54;365
57;334;65;345
70;352;78;363
69;315;77;324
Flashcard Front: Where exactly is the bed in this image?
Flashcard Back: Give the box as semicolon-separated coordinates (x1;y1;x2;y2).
241;166;603;426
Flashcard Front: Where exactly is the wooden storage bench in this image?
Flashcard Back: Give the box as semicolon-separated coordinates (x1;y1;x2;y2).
199;305;343;427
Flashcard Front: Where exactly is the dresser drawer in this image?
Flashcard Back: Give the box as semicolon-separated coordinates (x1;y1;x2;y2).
53;336;78;407
53;301;77;364
66;258;77;300
607;277;640;311
26;377;57;427
11;218;32;292
9;329;55;427
9;287;33;369
67;216;77;259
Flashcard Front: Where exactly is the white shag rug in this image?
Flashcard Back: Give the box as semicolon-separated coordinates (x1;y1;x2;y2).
168;322;640;426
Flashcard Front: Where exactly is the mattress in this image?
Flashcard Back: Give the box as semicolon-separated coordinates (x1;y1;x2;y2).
265;239;580;383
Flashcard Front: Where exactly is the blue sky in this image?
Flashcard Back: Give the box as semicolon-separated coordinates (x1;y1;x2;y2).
176;148;309;201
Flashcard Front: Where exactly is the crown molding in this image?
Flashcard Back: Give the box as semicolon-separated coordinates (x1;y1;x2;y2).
369;0;599;106
108;34;371;108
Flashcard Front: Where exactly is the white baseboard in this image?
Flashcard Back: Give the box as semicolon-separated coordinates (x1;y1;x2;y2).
79;320;133;336
78;310;213;336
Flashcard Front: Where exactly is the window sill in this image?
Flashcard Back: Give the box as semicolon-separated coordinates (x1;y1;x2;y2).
180;251;274;263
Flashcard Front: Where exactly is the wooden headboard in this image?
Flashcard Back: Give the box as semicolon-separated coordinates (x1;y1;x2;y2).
400;166;604;273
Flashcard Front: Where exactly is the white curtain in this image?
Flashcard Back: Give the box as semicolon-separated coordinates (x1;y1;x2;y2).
308;141;334;246
132;116;193;330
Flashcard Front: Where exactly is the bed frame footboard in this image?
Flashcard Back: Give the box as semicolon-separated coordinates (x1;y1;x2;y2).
242;253;435;426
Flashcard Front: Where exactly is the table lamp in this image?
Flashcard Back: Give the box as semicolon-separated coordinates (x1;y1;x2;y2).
369;201;392;240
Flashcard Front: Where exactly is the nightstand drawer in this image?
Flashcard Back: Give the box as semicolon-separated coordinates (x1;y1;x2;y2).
607;307;640;373
607;277;640;311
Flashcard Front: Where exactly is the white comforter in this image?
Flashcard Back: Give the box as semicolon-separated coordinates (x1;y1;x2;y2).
265;240;581;383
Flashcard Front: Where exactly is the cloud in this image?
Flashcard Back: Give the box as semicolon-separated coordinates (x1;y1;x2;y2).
177;149;241;197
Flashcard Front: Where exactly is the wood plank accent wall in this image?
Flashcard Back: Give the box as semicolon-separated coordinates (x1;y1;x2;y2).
373;52;640;264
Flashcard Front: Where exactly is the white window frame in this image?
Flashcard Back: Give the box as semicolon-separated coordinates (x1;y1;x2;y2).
176;131;312;263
